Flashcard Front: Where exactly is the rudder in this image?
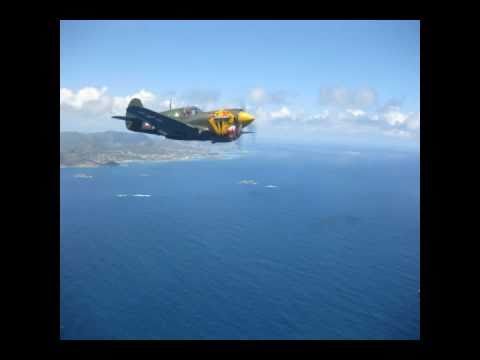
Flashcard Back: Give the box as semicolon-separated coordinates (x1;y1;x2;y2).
112;98;144;131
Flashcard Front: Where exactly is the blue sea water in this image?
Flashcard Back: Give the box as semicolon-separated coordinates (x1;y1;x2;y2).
60;143;420;340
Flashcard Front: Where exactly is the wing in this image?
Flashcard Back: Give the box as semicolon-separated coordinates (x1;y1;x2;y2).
128;106;201;139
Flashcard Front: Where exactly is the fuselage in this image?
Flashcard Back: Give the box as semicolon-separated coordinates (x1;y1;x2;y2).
113;99;255;143
160;106;255;130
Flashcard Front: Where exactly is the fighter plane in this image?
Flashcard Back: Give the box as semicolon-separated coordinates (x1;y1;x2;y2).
112;98;255;143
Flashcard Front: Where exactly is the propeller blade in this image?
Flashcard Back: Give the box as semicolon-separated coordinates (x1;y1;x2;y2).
238;100;257;146
235;119;243;150
249;122;257;145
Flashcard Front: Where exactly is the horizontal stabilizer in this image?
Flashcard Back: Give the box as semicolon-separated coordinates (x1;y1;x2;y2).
112;116;127;120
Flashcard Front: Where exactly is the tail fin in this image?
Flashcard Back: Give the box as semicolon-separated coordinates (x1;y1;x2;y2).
128;98;143;108
111;98;143;130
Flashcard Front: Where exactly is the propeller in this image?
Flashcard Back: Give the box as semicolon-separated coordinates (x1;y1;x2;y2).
232;109;244;150
239;100;256;147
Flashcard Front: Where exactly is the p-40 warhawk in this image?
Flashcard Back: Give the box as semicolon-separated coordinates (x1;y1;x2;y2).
112;98;255;143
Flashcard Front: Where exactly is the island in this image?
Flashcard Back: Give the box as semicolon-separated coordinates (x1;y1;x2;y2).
238;180;257;185
60;131;240;168
73;173;93;179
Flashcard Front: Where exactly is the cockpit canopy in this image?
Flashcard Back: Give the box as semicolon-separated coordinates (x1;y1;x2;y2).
183;106;201;117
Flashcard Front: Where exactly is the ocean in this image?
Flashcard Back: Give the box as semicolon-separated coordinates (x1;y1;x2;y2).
60;142;420;340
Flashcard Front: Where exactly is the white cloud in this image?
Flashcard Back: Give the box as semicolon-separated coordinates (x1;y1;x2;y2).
383;129;413;138
60;87;161;117
319;87;377;108
406;112;420;130
183;89;220;107
308;89;419;140
262;101;419;141
249;88;267;103
270;106;292;119
330;87;349;106
382;106;408;126
60;88;73;104
354;88;377;108
346;109;366;117
308;110;330;121
60;86;109;110
247;87;290;105
132;89;156;103
60;86;165;132
112;89;157;114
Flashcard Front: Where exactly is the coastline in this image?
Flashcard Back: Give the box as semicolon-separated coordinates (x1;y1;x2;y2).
60;152;244;169
60;131;248;169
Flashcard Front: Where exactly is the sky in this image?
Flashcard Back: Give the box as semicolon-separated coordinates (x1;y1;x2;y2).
60;20;420;147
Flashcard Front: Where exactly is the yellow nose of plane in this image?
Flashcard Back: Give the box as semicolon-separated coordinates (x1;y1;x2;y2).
238;111;255;126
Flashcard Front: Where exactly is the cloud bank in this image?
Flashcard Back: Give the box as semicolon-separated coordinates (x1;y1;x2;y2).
248;87;419;143
319;87;377;108
60;86;419;143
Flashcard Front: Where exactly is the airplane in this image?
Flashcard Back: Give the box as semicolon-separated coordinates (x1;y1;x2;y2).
112;98;255;143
